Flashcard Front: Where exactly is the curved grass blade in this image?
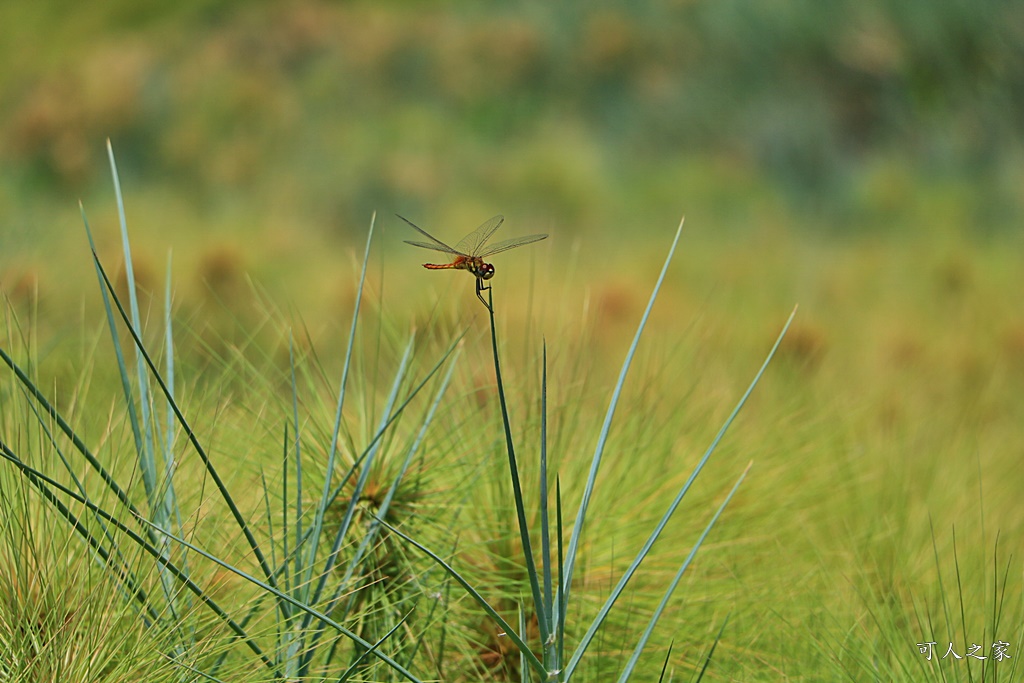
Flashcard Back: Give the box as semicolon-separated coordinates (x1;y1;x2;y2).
89;246;281;592
376;517;547;677
565;307;797;679
615;467;749;682
301;212;375;601
0;440;277;673
0;443;423;681
561;217;685;612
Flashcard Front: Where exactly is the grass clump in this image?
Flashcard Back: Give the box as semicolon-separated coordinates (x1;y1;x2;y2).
0;146;801;681
9;142;1018;682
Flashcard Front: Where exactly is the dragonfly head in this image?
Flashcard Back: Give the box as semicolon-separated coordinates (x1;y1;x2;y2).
475;262;495;280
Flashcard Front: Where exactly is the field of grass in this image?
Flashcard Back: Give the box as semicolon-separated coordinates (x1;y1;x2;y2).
2;2;1023;682
2;185;1022;681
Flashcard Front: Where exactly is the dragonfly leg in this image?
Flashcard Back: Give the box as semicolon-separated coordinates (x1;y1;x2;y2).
475;278;492;311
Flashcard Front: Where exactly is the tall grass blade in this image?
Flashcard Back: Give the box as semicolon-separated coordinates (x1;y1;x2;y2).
565;307;797;679
104;151;185;644
616;467;750;682
163;254;187;568
80;210;151;520
105;141;161;519
90;248;281;592
556;478;566;673
85;168;185;646
562;217;685;612
290;334;304;591
303;212;376;595
487;286;549;645
300;333;416;672
540;341;555;667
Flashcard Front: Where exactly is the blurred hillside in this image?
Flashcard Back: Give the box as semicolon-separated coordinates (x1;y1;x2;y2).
1;0;1021;248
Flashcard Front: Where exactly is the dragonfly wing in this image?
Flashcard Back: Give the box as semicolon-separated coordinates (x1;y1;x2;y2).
476;233;548;258
397;214;460;254
454;215;504;257
403;239;460;254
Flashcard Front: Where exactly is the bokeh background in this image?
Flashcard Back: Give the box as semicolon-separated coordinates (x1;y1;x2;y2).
3;0;1023;403
2;1;1021;304
1;2;1023;678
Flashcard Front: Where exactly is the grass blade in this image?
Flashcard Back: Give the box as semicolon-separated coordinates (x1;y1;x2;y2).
0;439;277;673
540;341;555;665
615;467;750;682
562;217;685;612
304;212;376;594
656;641;674;683
377;516;547;677
105;141;160;514
487;286;549;645
89;246;282;592
694;614;731;682
565;307;797;678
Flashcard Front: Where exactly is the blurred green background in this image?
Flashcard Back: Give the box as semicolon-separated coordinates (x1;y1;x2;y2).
3;0;1022;253
2;0;1022;326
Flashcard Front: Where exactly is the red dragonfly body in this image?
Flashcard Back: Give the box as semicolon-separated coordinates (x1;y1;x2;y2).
422;254;492;280
398;214;547;309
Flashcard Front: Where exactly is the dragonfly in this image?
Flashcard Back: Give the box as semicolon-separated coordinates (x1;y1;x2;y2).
397;214;548;309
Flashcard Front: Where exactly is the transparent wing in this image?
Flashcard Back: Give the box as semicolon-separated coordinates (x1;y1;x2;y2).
476;233;548;258
403;239;461;254
397;214;461;255
454;215;505;257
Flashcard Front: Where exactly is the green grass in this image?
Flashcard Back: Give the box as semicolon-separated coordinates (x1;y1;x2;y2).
2;144;1022;682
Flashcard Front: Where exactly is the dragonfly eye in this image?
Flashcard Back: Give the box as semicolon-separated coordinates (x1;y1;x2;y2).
479;264;495;280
